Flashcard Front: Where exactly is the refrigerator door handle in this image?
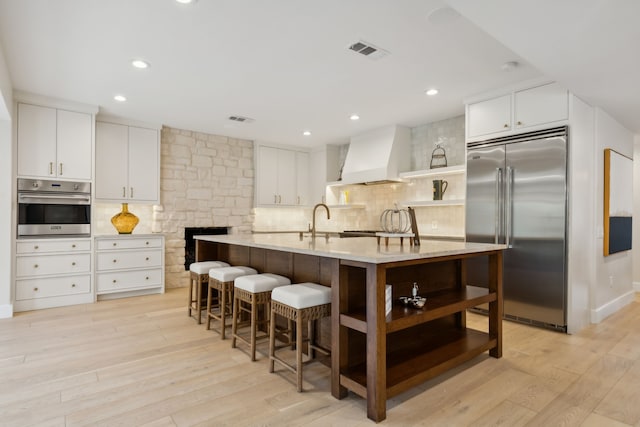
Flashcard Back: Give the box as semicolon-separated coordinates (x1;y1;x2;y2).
495;168;503;244
506;166;513;248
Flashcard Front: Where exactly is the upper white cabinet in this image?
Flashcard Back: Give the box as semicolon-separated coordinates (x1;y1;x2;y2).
467;94;512;138
255;144;309;206
17;103;93;180
466;81;568;141
514;82;568;129
95;121;160;204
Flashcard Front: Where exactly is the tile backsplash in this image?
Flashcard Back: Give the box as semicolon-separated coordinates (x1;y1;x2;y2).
254;115;466;238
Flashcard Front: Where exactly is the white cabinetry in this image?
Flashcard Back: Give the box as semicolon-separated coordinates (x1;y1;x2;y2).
95;235;165;299
256;144;309;206
17;103;93;180
309;145;341;204
466;81;568;141
14;238;93;311
95;121;160;203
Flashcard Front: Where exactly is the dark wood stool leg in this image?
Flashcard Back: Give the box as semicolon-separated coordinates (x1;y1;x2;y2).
296;313;304;392
231;294;239;348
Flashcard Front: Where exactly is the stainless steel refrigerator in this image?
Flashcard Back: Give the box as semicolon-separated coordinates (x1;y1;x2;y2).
465;126;568;331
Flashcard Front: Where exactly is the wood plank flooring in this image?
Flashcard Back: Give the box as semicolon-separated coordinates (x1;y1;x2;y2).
1;288;639;426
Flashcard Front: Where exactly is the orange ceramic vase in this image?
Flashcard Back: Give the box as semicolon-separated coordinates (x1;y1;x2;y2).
111;203;139;234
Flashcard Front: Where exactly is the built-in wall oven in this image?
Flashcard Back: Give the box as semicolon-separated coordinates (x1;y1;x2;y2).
17;178;91;238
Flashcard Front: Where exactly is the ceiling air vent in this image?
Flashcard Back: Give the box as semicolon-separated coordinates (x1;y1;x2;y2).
228;115;255;124
348;40;389;60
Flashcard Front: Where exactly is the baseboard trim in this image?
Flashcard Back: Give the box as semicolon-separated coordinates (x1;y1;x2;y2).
590;291;636;323
633;281;640;292
0;303;13;318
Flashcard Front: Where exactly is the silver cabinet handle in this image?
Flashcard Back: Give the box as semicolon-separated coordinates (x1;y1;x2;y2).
122;187;126;198
274;195;277;203
130;187;134;198
278;195;282;204
495;168;502;244
59;163;63;175
49;162;53;175
506;166;513;248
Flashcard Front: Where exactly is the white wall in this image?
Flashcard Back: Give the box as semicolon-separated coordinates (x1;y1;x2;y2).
0;42;13;318
634;134;640;290
566;95;595;333
592;108;635;323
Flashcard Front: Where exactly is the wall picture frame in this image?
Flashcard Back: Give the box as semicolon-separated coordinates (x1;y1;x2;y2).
603;148;633;256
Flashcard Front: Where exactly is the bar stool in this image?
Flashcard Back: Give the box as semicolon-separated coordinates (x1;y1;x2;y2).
269;282;331;392
207;266;257;339
231;273;291;361
188;261;229;323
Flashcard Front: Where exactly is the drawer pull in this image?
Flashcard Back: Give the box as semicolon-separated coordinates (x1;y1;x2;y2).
113;259;117;263
112;279;117;283
71;284;76;288
503;123;508;128
34;245;39;250
146;241;149;245
145;276;149;280
72;262;76;266
34;264;38;268
517;121;523;126
34;287;39;291
113;243;117;247
72;244;76;248
145;257;149;261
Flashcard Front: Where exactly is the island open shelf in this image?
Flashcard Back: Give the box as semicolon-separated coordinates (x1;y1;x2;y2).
340;285;496;334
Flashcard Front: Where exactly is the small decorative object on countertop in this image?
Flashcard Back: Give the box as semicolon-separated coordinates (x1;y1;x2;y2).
430;144;447;169
111;203;139;234
380;203;412;233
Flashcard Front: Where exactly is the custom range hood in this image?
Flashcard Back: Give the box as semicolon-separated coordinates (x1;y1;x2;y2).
340;125;411;185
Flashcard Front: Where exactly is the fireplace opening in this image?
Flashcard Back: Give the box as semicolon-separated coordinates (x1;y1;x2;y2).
184;226;229;270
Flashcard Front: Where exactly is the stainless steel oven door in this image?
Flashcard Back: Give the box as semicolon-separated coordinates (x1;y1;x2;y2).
18;193;91;237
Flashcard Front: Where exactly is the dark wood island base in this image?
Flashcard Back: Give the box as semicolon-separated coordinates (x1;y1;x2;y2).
195;234;504;422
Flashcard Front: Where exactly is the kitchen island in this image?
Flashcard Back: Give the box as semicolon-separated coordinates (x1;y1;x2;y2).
195;234;505;422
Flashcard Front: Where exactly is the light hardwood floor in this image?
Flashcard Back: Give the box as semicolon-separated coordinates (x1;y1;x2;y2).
1;288;639;426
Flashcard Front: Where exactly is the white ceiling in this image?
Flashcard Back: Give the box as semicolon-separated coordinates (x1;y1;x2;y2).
0;0;636;148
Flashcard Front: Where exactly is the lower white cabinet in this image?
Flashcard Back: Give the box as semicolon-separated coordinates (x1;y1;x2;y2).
14;238;93;311
95;235;165;298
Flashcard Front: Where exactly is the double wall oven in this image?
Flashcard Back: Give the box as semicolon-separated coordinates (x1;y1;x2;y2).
17;178;91;238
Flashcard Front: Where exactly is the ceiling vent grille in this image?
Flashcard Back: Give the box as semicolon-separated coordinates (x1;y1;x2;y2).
228;115;255;123
348;40;389;60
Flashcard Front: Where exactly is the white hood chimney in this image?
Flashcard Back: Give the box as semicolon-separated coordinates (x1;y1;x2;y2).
340;125;411;185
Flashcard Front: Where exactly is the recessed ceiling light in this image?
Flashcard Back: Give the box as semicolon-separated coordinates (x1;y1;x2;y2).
175;0;196;4
114;95;127;102
425;89;439;96
303;131;311;136
350;114;360;121
131;59;149;69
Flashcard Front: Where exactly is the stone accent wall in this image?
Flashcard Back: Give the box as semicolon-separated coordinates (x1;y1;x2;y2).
157;127;254;287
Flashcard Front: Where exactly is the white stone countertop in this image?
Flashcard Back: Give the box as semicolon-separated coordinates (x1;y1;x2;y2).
195;234;506;264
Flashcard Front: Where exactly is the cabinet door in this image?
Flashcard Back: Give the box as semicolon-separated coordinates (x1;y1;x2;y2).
95;122;129;200
17;103;57;178
467;95;511;138
277;149;297;205
514;82;568;130
256;146;279;205
295;151;310;206
128;126;159;202
56;109;92;180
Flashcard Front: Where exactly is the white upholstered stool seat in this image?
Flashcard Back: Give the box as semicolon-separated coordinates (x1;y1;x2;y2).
269;283;331;392
231;273;291;361
207;266;257;339
188;261;229;323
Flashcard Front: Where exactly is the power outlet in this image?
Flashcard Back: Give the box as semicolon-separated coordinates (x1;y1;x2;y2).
431;220;438;230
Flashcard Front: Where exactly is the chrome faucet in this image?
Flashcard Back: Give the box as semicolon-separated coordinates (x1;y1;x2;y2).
311;203;330;239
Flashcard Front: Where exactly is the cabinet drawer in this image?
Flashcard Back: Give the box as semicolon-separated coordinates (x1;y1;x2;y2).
16;253;91;277
97;268;162;292
16;275;91;300
17;239;91;254
96;237;163;250
96;249;162;271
